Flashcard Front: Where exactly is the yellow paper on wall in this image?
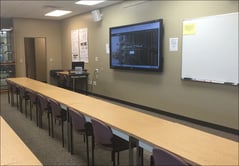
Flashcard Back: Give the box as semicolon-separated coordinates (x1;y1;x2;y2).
183;22;196;35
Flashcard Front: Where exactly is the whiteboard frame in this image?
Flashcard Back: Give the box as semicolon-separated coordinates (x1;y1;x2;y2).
181;12;238;85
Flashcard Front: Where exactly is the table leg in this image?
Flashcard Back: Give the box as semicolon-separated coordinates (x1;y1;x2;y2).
129;136;144;166
72;78;76;91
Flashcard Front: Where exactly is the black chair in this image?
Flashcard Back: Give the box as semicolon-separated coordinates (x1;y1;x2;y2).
69;108;94;166
91;118;132;166
6;79;12;104
49;99;67;147
58;74;67;88
10;82;19;108
58;73;73;90
38;94;51;135
18;86;30;117
27;90;38;123
150;147;189;166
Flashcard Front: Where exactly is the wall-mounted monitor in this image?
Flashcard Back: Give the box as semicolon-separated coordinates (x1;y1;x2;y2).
109;19;163;72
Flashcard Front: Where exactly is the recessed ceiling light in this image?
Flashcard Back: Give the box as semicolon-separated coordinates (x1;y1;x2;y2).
75;1;104;6
45;10;72;17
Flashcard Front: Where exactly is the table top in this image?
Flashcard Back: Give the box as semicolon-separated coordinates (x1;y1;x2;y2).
0;116;42;166
7;77;239;166
69;101;238;166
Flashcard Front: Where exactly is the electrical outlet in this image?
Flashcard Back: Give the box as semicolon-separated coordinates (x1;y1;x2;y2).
95;68;99;73
93;81;97;86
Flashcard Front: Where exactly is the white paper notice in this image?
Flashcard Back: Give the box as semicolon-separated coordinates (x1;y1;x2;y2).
71;29;80;62
105;43;109;54
79;28;88;63
71;28;89;63
169;38;178;52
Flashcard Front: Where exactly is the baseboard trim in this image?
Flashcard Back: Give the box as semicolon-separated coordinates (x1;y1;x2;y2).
88;92;238;135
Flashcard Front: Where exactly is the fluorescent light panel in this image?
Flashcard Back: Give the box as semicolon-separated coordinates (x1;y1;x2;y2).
45;10;72;17
75;1;104;6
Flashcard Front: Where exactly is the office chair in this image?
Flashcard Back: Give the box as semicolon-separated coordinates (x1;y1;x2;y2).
69;108;94;166
38;94;51;135
150;147;189;166
9;82;19;108
18;86;30;117
6;79;11;104
49;99;67;147
91;118;132;166
27;90;38;123
58;74;67;88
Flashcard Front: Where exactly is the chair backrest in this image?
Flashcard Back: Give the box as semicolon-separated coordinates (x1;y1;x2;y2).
69;108;86;130
11;83;18;93
49;99;62;117
19;86;27;97
28;90;37;102
91;118;113;145
6;80;12;91
38;94;49;112
152;147;188;166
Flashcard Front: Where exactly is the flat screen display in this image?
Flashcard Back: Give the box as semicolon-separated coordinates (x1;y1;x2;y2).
110;19;163;71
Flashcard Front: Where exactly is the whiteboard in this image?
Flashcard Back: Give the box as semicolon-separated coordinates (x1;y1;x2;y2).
182;12;238;85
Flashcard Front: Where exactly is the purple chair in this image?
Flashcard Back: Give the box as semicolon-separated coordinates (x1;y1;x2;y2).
38;94;51;135
27;90;38;122
151;147;188;166
18;86;30;116
69;108;94;166
9;82;19;108
49;99;67;147
91;118;131;166
6;79;11;104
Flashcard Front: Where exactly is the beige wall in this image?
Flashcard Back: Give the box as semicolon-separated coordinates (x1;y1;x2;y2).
13;1;238;130
61;1;238;130
13;18;62;82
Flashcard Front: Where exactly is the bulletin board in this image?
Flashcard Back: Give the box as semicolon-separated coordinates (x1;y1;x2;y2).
181;12;238;85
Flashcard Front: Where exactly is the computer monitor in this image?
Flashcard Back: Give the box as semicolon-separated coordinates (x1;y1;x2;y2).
72;61;84;70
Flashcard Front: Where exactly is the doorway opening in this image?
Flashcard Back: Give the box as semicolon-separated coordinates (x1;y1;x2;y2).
24;37;47;82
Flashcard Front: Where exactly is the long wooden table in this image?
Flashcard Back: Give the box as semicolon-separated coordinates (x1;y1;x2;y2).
0;116;42;165
6;77;239;166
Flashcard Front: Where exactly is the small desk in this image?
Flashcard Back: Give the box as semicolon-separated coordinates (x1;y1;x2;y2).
57;71;89;93
0;116;42;166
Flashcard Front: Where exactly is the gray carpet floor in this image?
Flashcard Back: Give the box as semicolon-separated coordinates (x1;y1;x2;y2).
1;92;237;166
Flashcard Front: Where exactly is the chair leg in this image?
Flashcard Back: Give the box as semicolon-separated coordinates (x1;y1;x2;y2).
150;156;154;166
117;152;120;165
36;103;39;126
92;136;95;166
62;120;64;147
16;93;19;109
7;90;10;104
86;135;90;166
51;113;54;137
112;151;116;166
20;98;23;113
70;120;73;154
139;147;144;166
47;112;51;136
25;99;28;118
11;91;14;106
30;102;33;120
